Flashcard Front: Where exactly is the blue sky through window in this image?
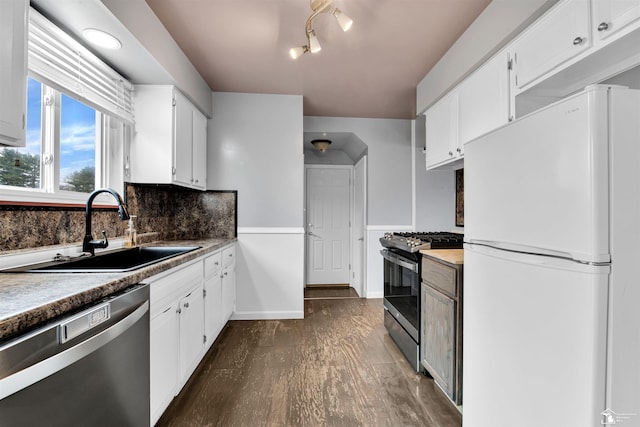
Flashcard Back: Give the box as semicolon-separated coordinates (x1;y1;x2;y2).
59;93;96;189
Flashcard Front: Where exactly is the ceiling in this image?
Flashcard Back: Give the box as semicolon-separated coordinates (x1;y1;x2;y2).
144;0;491;119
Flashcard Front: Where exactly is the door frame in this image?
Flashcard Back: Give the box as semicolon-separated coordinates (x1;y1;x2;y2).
304;164;353;287
351;156;367;297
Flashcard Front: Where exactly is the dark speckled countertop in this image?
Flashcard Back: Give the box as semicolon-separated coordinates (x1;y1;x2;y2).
0;238;236;342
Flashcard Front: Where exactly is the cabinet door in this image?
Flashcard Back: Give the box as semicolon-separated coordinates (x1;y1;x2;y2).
173;90;194;187
425;91;458;170
222;265;236;323
421;284;456;401
593;0;640;42
0;0;27;147
150;301;179;425
204;274;223;349
192;107;207;189
513;0;591;90
179;284;205;384
458;52;510;145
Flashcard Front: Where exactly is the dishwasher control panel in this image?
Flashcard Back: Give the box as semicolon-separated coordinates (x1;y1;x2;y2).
59;303;110;344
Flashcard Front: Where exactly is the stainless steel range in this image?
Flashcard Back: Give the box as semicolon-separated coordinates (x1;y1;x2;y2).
380;231;463;371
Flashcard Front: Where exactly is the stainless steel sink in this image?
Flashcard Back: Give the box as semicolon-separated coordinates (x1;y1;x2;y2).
2;246;200;273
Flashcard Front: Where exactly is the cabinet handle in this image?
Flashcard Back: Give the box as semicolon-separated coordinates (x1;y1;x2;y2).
224;272;228;276
573;36;584;45
215;262;219;266
456;148;461;153
597;22;609;32
177;307;182;314
195;179;199;183
184;302;190;308
448;151;453;156
172;167;176;175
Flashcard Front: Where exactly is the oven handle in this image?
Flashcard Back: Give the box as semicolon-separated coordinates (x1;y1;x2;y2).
380;250;418;272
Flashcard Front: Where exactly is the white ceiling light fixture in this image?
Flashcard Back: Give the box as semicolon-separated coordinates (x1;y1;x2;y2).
289;0;353;59
311;139;332;152
82;28;122;50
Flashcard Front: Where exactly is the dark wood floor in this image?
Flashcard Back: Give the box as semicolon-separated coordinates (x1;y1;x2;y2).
157;298;462;427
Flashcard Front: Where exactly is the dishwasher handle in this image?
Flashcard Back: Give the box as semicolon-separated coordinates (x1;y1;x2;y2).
0;300;148;400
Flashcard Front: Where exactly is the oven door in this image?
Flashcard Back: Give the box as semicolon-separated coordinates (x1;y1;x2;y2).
381;249;420;340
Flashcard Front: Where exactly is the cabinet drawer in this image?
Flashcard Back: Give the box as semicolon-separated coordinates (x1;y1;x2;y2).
204;251;222;278
422;257;457;298
222;245;236;267
149;261;203;313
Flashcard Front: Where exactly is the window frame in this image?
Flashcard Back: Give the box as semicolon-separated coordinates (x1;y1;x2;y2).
0;7;134;208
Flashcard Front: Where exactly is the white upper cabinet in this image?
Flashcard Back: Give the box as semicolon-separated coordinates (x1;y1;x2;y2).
131;85;207;190
593;0;640;43
458;51;512;145
511;0;592;91
425;91;459;170
0;0;27;147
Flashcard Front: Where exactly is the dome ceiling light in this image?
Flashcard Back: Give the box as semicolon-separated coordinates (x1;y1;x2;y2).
311;139;332;152
289;0;353;59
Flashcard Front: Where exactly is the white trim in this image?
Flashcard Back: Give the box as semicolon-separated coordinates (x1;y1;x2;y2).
237;227;305;234
366;225;412;231
411;118;417;232
231;310;304;320
366;291;384;299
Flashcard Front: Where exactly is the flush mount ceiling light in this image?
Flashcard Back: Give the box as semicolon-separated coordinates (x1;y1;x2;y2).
82;28;122;50
289;0;353;59
311;139;332;152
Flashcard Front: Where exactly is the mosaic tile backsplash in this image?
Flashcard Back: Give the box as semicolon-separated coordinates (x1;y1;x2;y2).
0;183;237;252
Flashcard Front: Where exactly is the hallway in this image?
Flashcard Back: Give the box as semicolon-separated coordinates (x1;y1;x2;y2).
157;298;462;426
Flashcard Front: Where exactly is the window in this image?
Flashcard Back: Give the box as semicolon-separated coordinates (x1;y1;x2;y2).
0;8;134;206
0;77;101;195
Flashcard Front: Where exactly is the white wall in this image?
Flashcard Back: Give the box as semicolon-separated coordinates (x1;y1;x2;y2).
304;116;413;226
208;92;304;319
208;92;304;228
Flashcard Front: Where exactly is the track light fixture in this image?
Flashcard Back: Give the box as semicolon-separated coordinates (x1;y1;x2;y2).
289;0;353;59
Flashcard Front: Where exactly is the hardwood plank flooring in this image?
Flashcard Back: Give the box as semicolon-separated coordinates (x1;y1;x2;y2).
157;298;462;427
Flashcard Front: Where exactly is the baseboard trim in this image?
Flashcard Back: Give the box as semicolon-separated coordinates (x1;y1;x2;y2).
366;291;384;299
230;310;304;320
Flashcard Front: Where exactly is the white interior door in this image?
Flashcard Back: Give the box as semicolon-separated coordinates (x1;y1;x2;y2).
306;167;351;285
351;156;366;297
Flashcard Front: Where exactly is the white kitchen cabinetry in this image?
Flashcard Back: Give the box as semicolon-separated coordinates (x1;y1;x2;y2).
0;0;27;147
425;91;460;170
511;0;591;92
203;250;223;349
148;261;204;425
131;85;207;190
458;52;512;145
149;298;179;425
221;244;237;322
593;0;640;43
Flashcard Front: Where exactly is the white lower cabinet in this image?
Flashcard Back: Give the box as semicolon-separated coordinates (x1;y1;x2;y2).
203;250;223;349
148;242;236;425
148;261;203;425
221;244;236;322
150;299;179;425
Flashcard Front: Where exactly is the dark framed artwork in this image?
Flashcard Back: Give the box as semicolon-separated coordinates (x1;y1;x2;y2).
456;168;464;227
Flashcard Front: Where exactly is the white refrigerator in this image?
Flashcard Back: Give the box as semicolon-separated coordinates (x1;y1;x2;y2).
463;85;640;427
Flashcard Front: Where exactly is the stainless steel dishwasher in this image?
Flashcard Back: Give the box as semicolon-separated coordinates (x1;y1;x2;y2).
0;284;150;427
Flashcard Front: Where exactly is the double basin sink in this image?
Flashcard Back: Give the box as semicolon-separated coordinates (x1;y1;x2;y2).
2;246;200;273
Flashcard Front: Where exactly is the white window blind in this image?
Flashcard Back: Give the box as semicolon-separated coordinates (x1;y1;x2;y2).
28;8;134;123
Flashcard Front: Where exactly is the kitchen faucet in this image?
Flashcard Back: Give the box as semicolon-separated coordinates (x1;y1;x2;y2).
83;188;130;256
